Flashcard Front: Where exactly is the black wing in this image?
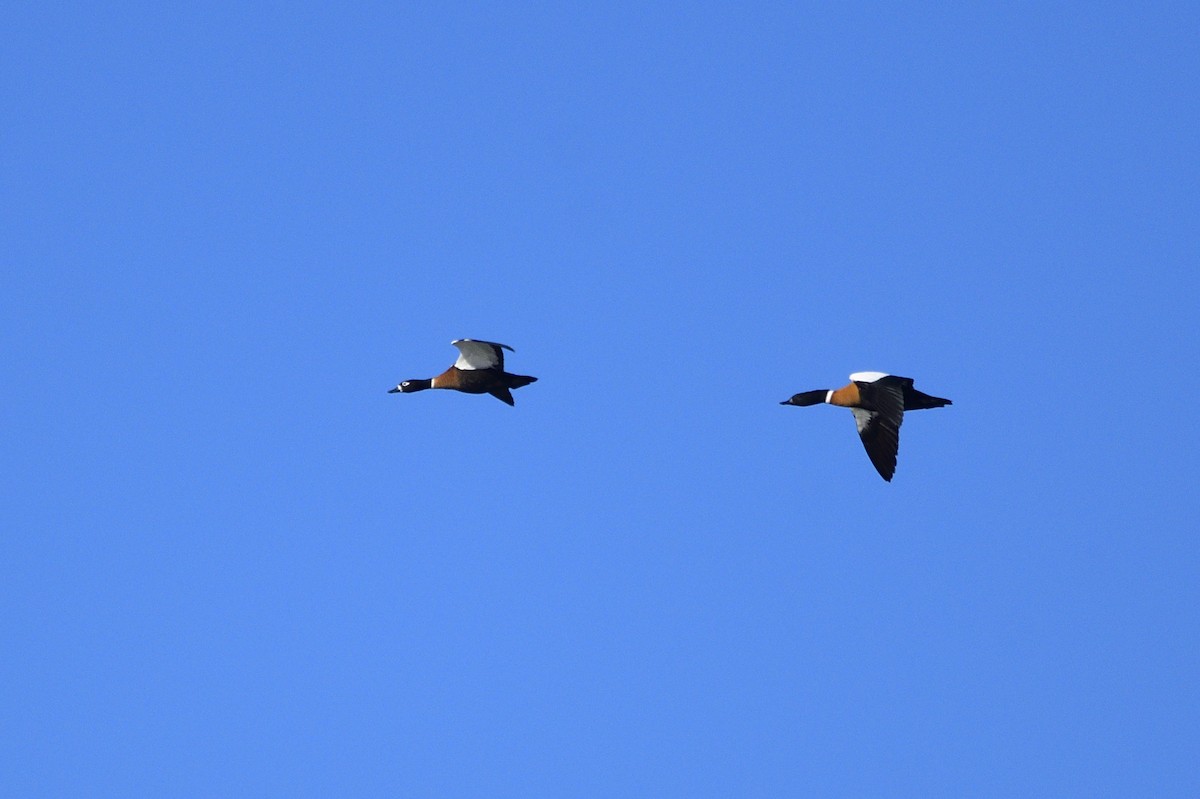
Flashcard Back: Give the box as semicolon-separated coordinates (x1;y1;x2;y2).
851;379;905;481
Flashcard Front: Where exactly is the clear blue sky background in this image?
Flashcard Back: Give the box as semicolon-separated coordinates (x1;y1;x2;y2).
4;3;1198;796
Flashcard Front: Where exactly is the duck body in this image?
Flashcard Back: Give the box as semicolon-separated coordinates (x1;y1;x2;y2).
389;339;537;406
781;372;951;481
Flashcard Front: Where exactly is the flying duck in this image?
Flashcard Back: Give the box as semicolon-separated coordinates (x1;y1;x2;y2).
780;372;951;481
389;339;538;406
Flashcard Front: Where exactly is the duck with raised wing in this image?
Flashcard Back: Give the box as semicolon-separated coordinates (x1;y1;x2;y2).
389;339;538;406
780;372;951;481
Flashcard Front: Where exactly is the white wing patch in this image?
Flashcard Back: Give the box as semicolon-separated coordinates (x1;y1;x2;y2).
851;408;876;433
451;339;510;370
849;371;890;383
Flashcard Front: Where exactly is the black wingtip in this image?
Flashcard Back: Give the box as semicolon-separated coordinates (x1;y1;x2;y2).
489;387;516;406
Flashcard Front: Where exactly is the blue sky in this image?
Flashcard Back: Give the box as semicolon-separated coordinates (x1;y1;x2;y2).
4;3;1198;795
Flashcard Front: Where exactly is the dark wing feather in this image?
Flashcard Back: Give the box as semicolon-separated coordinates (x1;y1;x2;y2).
488;386;516;406
851;379;905;481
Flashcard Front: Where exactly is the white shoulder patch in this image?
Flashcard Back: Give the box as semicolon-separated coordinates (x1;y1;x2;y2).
849;371;890;383
451;339;502;370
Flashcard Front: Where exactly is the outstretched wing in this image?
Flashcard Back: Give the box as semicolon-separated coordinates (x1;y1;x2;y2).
451;339;513;371
851;379;905;481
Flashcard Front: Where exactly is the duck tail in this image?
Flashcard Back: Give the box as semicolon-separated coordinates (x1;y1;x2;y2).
906;389;952;410
505;374;538;390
